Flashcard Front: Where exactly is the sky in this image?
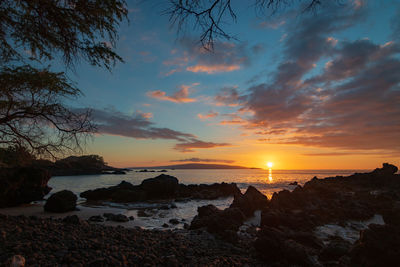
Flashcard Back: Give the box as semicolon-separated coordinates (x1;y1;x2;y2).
64;0;399;169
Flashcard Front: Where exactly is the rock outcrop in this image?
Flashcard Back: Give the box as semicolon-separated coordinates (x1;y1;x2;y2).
230;185;268;217
189;205;245;243
44;190;77;213
0;167;51;208
80;174;240;202
253;163;400;265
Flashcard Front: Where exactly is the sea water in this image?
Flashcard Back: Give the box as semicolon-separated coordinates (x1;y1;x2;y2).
41;169;368;229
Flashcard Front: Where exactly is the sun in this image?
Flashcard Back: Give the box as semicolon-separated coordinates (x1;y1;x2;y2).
267;162;273;168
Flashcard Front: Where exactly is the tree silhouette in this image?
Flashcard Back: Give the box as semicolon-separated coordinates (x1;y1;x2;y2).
166;0;325;48
0;0;128;157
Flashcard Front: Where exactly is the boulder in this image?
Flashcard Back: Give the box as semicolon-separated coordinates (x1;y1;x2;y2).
44;190;77;213
140;174;179;198
372;163;398;176
0;167;51;208
230;186;268;217
254;227;314;266
350;224;400;266
190;204;245;242
319;237;351;262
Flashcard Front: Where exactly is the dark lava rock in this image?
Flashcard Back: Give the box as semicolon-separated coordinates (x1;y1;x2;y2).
103;213;129;222
44;190;77;213
129;216;134;221
289;181;298;185
254;227;315;266
190;205;245;242
140;174;179;198
162;223;169;228
80;174;241;203
88;215;104;222
372;163;398;176
350;224;400;266
230;186;268;217
169;218;180;225
0;167;51;208
319;237;351;262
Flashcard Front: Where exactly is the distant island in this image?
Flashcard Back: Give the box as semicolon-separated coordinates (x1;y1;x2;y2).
130;163;259;170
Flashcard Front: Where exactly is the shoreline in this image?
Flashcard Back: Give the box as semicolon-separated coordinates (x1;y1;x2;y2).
0;214;263;266
1;164;400;266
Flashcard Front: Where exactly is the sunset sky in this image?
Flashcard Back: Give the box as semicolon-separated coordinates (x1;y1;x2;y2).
63;0;399;169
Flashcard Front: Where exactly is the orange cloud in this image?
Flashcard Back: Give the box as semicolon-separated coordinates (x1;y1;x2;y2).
197;111;219;120
186;64;240;74
219;120;245;125
147;84;198;103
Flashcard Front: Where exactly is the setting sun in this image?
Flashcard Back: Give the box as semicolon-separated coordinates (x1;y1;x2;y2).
267;162;273;168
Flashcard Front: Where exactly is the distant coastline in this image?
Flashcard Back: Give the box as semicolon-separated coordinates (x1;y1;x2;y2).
128;163;260;170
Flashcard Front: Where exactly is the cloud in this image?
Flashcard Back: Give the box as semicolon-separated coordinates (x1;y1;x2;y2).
85;108;194;141
137;110;153;119
79;108;230;153
171;158;235;163
164;40;250;75
259;20;286;29
186;64;240;74
214;86;246;106
147;84;198;103
198;111;219;120
239;3;400;153
302;151;383;157
174;140;231;153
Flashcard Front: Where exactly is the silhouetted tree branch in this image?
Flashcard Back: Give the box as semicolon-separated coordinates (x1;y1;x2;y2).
0;0;128;158
0;65;95;157
165;0;325;48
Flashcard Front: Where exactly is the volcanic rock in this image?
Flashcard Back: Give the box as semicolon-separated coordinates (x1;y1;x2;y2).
230;186;268;217
44;190;77;213
0;167;51;208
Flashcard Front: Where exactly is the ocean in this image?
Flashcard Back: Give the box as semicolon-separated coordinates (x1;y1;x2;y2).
38;169;368;229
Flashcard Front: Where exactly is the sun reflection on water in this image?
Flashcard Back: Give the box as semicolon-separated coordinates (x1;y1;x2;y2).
268;168;273;182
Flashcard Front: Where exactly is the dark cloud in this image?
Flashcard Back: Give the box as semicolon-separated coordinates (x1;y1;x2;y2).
174;140;231;153
241;3;400;152
87;108;194;141
171;158;235;163
214;86;246;106
80;108;230;153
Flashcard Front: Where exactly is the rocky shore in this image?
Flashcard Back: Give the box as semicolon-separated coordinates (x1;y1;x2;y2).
80;174;240;203
0;214;263;266
1;163;400;266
